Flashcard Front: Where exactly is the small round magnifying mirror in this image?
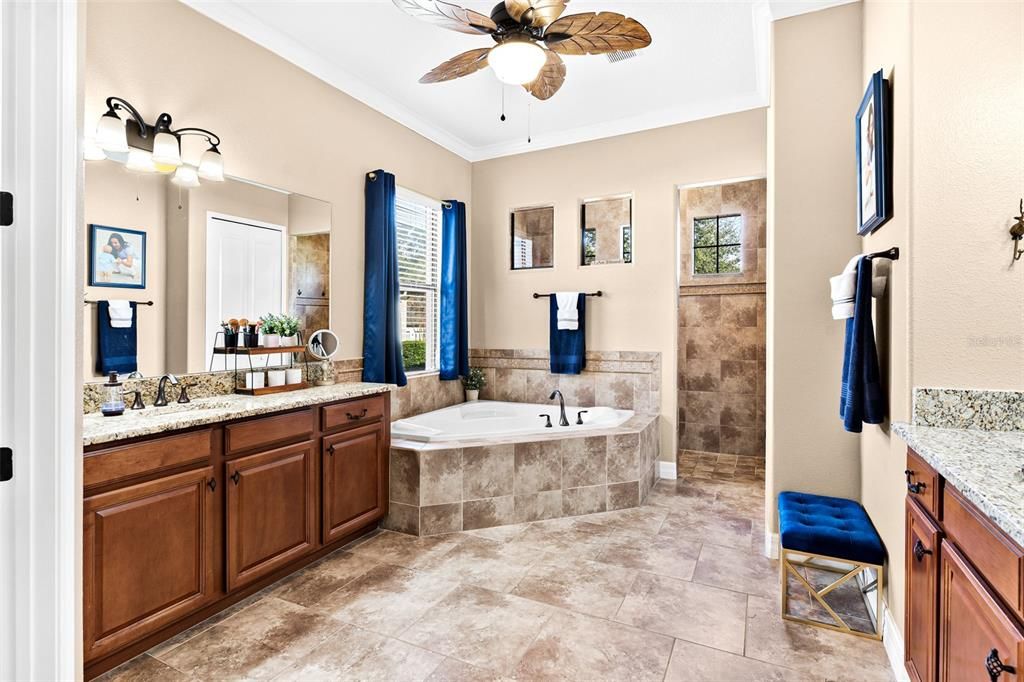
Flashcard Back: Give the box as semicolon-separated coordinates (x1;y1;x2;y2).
307;329;339;385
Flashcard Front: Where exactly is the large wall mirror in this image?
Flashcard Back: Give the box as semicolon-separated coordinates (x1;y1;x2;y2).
510;205;554;270
83;160;331;381
580;194;633;266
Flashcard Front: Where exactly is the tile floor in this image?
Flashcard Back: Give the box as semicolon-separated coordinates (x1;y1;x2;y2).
98;472;894;682
677;450;767;482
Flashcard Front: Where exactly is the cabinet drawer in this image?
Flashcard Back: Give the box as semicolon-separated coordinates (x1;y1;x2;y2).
944;484;1024;618
85;429;212;489
906;449;941;519
225;408;315;456
322;395;385;433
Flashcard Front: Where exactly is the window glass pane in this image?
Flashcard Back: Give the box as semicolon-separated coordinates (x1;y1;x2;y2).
621;226;632;264
719;245;742;273
396;187;441;372
396;201;431;287
582;229;597;265
693;218;717;247
694;247;718;274
719;215;742;244
400;289;428;371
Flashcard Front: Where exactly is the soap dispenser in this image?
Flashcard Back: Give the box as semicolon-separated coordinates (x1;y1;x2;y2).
100;371;126;417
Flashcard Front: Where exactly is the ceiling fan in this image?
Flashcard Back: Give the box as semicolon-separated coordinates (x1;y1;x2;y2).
392;0;652;100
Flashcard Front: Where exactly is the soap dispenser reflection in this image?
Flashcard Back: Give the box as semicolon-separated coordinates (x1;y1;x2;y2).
100;371;126;417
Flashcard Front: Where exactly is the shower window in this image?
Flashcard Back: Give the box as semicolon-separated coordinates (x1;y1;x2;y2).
693;214;742;275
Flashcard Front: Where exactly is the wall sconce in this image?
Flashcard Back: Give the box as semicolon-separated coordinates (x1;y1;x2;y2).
89;96;224;186
1011;199;1024;265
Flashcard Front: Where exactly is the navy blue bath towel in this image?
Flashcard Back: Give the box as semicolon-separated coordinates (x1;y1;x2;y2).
840;257;885;432
96;301;138;375
549;295;586;375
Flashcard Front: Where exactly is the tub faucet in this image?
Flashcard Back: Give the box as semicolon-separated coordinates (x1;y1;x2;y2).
154;374;178;407
549;390;570;427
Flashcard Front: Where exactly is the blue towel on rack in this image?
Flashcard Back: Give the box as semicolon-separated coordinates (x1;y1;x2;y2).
550;294;586;374
840;258;885;432
96;301;138;375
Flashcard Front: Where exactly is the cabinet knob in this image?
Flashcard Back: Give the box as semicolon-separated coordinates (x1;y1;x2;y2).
913;539;933;563
207;478;217;492
986;649;1016;681
327;444;336;456
905;469;926;494
230;470;241;485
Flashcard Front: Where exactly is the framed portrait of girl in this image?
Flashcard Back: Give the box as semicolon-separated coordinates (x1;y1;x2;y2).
856;69;893;235
88;224;147;289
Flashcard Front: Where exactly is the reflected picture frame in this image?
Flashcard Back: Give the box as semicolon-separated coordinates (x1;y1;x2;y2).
856;69;893;235
87;223;147;289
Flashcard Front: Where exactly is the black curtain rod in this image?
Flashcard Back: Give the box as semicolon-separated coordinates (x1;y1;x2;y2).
865;247;900;261
84;299;154;306
533;291;603;299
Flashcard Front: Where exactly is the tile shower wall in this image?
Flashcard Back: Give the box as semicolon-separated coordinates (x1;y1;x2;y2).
677;179;766;464
468;349;660;415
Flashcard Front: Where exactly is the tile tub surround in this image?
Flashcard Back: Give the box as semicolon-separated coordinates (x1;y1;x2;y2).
677;286;766;461
468;349;661;416
893;422;1024;547
913;387;1024;431
385;414;660;536
82;382;391;447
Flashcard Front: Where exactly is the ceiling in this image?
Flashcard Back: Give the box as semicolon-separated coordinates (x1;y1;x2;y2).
184;0;854;161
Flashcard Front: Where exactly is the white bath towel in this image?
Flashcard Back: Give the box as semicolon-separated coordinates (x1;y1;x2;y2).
107;299;134;328
830;256;891;320
555;292;580;330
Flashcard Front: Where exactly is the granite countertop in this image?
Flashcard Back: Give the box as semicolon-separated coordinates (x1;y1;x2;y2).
894;421;1024;546
83;382;393;447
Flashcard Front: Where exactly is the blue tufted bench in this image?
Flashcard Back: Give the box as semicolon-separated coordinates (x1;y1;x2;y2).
777;491;885;640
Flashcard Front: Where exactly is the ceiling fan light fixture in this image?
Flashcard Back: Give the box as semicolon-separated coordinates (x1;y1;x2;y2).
488;37;546;85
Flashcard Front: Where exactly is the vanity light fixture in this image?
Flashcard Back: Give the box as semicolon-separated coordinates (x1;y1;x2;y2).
91;96;224;186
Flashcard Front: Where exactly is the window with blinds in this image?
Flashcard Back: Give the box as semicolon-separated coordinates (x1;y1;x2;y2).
396;187;442;373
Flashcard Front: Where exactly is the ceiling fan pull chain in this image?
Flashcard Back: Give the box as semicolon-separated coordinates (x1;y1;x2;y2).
500;84;506;122
527;102;532;144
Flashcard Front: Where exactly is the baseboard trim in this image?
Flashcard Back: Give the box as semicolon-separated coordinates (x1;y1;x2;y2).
764;531;779;559
882;602;909;682
658;461;677;480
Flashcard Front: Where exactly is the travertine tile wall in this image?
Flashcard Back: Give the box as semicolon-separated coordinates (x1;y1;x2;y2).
677;179;767;464
468;349;660;415
385;414;660;536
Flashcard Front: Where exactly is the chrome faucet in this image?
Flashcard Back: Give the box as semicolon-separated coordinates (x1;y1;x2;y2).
154;374;178;407
549;390;570;427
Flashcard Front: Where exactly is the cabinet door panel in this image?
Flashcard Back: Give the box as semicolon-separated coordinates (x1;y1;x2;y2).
84;466;216;661
226;441;317;590
906;498;942;682
940;542;1024;682
323;422;386;544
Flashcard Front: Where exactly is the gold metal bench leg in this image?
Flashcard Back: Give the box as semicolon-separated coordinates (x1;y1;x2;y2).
780;549;884;641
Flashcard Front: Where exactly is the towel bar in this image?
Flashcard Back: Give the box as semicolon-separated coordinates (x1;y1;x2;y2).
865;247;899;261
84;299;154;306
533;291;603;299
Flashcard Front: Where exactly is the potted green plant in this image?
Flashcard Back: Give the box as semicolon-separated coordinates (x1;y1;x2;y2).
461;368;486;402
277;314;301;346
259;313;281;347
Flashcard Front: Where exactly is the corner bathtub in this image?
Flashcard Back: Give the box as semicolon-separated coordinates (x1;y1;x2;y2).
390;400;634;444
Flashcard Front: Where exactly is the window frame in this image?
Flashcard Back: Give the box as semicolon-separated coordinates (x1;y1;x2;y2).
692;213;742;275
395;186;443;375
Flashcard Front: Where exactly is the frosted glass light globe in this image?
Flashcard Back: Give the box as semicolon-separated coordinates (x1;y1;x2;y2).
488;39;546;85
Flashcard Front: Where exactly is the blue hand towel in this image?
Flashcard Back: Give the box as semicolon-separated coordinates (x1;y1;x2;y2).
550;294;586;374
840;257;885;432
96;301;138;375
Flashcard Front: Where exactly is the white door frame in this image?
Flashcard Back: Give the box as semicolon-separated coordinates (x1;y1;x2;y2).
0;1;82;680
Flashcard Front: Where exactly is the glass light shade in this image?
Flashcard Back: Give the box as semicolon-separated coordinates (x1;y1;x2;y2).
125;148;156;173
170;164;200;188
83;138;107;161
197;148;224;181
487;39;546;85
95;113;128;153
151;131;182;166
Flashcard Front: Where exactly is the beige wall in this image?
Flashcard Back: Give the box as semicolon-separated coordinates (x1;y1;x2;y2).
83;163;167;379
85;0;472;374
472;110;767;460
766;2;864;534
858;0;1024;638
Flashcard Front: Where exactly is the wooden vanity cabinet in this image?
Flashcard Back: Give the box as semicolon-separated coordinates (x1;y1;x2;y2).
83;392;390;680
903;447;1024;682
225;440;317;590
83;466;217;662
